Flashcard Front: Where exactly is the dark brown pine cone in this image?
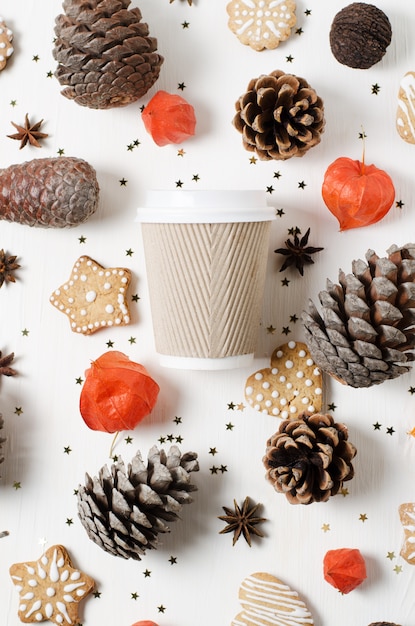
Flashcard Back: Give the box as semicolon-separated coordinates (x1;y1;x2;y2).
233;69;325;160
330;3;392;69
302;243;415;388
368;623;401;626
263;412;356;505
53;0;164;109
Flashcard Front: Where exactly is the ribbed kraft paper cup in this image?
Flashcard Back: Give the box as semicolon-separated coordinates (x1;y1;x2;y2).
136;190;275;370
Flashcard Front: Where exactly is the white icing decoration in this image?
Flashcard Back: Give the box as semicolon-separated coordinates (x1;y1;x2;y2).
313;368;320;376
315;387;322;395
256;393;264;401
302;397;309;404
296;371;304;378
265;400;272;407
285;359;293;369
271;367;278;374
276;350;283;358
272;407;280;416
46;587;55;597
308;405;315;412
254;372;263;380
279;375;286;383
105;304;114;314
80;274;87;282
290;406;297;413
245;386;253;395
281;410;289;418
280;398;287;406
271;390;279;398
262;381;270;389
286;382;293;390
305;379;313;387
298;349;306;357
306;358;314;366
104;282;111;289
85;290;96;303
288;341;296;349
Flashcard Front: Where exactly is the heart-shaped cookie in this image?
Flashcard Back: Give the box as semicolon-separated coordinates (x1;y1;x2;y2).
232;572;314;626
399;502;415;564
244;341;323;418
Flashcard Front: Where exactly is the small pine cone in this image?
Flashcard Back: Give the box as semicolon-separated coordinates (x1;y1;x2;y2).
233;69;325;160
368;623;401;626
53;0;164;109
77;445;199;560
302;243;415;388
0;157;99;228
263;412;356;505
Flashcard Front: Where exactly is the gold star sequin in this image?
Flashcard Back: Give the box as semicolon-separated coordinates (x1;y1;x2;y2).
50;256;132;335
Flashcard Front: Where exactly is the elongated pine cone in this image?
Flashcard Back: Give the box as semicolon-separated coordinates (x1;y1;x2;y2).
302;244;415;388
233;69;325;160
263;412;356;504
53;0;164;109
0;157;99;227
77;445;199;559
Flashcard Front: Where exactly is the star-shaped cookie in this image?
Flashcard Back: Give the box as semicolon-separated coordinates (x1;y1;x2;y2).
50;256;132;334
10;544;95;624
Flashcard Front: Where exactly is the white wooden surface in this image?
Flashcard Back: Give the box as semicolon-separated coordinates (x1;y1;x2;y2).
1;1;415;625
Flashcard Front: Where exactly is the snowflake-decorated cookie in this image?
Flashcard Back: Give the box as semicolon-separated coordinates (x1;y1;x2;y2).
50;256;132;334
399;502;415;564
9;544;95;624
227;0;297;51
244;341;323;417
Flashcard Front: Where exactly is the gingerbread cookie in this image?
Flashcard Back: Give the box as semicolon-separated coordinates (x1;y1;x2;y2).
10;544;95;624
245;341;323;418
396;71;415;144
50;255;132;334
227;0;296;51
232;572;314;626
399;502;415;564
0;18;13;71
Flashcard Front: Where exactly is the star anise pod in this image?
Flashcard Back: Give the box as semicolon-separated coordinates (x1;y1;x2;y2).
275;227;323;276
0;351;17;377
7;113;48;149
170;0;193;4
0;249;20;288
218;496;266;546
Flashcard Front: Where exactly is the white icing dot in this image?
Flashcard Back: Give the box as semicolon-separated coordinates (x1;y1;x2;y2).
80;309;87;316
279;375;286;383
262;381;270;389
286;382;293;390
104;282;111;289
85;290;97;303
121;277;128;284
285;360;294;369
271;367;278;375
70;572;81;580
80;274;87;282
46;587;55;597
298;350;306;357
271;390;279;398
302;397;309;404
315;387;322;395
308;405;315;413
293;390;299;396
254;372;263;380
288;341;296;349
256;393;264;402
35;613;43;622
105;304;115;314
313;367;320;376
28;579;38;587
245;386;253;396
276;350;283;358
68;297;74;304
280;398;287;406
281;410;289;418
305;379;313;387
254;404;260;411
290;405;297;413
56;616;63;624
27;567;36;575
19;604;27;611
265;400;272;407
306;358;314;366
296;371;304;378
272;407;280;416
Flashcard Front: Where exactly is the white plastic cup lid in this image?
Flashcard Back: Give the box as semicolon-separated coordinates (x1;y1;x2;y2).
136;189;275;223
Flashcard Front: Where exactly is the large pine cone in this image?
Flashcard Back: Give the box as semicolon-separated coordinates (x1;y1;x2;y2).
77;445;199;560
233;69;325;160
53;0;164;109
302;244;415;388
0;157;99;227
263;412;356;505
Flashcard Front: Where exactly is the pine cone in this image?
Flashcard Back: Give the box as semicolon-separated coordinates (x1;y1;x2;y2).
302;243;415;388
53;0;164;109
263;412;356;505
0;157;99;228
233;69;325;160
77;445;199;560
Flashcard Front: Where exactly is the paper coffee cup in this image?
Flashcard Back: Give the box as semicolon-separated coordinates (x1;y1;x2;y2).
136;190;275;370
